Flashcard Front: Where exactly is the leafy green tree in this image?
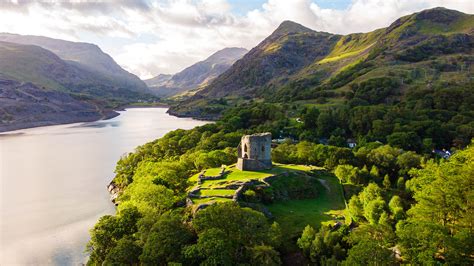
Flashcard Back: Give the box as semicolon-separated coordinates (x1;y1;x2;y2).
387;131;421;151
301;106;320;129
383;174;391;189
396;176;405;190
328;135;347;147
400;143;474;264
334;165;358;184
87;206;141;265
396;151;421;176
87;216;121;264
359;183;382;207
250;245;282;266
343;239;395;266
364;198;386;225
140;214;193;264
297;225;316;254
103;237;142;265
369;165;380;183
388;196;403;213
344;223;397;265
189;203;281;264
183;228;233;266
347;195;364;222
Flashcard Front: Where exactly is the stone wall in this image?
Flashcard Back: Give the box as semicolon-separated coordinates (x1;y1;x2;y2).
237;132;272;171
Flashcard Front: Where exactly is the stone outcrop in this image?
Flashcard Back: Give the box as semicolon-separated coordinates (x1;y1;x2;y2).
107;181;121;206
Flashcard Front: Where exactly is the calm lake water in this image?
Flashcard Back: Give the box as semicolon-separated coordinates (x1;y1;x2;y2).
0;108;208;265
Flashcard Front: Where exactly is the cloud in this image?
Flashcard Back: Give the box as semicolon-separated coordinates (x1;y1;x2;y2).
0;0;472;79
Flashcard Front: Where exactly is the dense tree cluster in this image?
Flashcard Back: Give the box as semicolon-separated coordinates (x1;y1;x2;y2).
87;99;473;264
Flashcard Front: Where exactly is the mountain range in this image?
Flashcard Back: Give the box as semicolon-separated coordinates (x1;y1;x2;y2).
0;34;152;132
145;47;247;98
169;7;473;119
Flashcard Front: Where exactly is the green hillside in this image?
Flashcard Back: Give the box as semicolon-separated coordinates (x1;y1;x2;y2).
170;7;473;148
0;41;154;105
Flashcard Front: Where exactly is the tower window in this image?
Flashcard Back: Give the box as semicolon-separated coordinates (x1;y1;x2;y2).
244;144;248;152
262;146;265;152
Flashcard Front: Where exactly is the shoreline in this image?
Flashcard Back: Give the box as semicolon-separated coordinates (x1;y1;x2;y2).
0;106;171;134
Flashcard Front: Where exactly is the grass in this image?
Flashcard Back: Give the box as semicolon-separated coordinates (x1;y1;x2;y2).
199;189;235;197
192;197;232;205
203;168;223;176
266;173;346;238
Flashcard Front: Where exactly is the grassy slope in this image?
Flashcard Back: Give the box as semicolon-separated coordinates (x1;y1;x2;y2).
189;163;346;241
267;172;346;237
172;8;473;119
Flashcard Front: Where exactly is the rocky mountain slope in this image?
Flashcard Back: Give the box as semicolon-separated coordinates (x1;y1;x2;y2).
0;79;116;132
170;7;473;118
0;33;148;91
145;47;247;97
0;39;153;132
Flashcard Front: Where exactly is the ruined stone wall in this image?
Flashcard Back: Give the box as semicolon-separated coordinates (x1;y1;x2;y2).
240;132;271;161
237;132;272;171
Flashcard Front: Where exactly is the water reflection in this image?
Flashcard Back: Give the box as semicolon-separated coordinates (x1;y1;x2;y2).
0;108;208;265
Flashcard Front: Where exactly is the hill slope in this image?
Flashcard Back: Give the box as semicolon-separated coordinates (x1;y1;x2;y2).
0;41;153;132
145;47;248;97
0;33;148;91
170;8;473;119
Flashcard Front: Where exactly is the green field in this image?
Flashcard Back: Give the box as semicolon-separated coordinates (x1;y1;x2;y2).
266;173;346;237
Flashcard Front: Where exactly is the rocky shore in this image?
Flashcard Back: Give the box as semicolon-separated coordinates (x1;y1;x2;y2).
0;79;119;133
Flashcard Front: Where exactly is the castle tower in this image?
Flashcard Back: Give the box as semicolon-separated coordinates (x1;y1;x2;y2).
236;133;272;171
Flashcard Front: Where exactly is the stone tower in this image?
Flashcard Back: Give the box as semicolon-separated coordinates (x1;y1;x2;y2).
236;133;272;171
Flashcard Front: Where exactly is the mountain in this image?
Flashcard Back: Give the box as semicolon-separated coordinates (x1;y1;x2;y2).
0;79;117;132
145;47;248;97
0;40;154;132
145;74;173;87
0;41;151;101
170;7;473;118
0;33;148;91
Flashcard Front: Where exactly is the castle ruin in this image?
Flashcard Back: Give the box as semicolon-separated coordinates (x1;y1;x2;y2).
236;133;272;171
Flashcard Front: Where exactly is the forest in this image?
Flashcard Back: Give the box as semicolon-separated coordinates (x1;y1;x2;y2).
86;103;473;265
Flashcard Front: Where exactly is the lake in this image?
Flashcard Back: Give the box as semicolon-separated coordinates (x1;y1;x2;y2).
0;108;208;265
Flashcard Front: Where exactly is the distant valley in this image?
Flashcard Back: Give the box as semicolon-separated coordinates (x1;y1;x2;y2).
145;47;247;98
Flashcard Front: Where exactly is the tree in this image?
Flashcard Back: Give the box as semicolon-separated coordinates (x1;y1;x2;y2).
396;151;422;176
383;174;391;189
103;237;142;265
387;131;421;151
359;183;382;207
140;214;193;264
369;165;380;183
87;207;141;265
344;224;396;265
189;203;281;264
348;196;364;222
297;225;316;254
364;198;387;225
388;196;403;213
343;239;395;266
335;165;359;184
400;143;474;264
183;228;234;266
250;245;281;266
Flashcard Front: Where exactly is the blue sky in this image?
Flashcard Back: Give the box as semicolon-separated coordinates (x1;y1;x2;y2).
228;0;352;14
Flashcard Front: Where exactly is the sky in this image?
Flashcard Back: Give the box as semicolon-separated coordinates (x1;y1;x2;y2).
0;0;472;79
